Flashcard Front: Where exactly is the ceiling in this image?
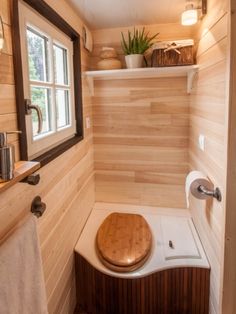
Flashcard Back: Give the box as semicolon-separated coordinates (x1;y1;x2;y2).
68;0;187;30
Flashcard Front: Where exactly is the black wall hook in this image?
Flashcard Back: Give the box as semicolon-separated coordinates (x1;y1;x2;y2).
31;196;46;218
22;173;40;185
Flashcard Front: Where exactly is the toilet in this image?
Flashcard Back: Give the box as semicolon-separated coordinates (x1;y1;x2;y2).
96;212;153;272
76;208;210;313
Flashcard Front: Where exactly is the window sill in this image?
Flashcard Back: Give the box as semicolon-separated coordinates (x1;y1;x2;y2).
0;161;40;194
33;135;83;167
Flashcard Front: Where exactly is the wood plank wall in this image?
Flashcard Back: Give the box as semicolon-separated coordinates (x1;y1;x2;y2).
91;24;195;208
0;0;95;313
222;1;236;313
189;0;230;313
0;0;20;159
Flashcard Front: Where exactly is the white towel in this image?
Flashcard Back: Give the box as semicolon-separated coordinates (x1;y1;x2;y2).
0;216;48;314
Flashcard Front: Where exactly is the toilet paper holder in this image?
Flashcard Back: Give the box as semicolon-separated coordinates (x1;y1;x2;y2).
197;185;222;202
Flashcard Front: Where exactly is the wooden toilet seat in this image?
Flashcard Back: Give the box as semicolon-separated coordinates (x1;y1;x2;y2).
96;212;152;272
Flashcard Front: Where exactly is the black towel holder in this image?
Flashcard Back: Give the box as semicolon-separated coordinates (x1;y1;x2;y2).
31;196;46;218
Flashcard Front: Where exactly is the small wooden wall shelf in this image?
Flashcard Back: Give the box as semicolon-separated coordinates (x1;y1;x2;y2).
85;65;199;95
0;161;40;193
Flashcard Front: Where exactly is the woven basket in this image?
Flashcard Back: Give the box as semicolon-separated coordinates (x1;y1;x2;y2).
151;39;195;67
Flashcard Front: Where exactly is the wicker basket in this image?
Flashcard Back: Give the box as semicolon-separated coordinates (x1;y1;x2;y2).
151;39;194;67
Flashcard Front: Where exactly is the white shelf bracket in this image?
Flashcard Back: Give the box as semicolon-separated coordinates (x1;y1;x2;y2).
187;68;198;94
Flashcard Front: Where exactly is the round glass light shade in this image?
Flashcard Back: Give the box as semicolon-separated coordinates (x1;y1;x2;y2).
181;9;198;25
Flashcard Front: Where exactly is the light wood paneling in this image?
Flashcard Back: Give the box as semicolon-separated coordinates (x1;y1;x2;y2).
0;4;19;154
0;84;16;114
0;0;11;25
0;2;95;314
189;1;229;313
93;23;196;45
0;53;14;84
1;23;12;55
93;77;189;208
91;25;194;208
222;1;236;313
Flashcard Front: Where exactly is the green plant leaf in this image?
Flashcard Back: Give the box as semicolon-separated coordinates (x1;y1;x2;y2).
120;27;159;55
121;32;129;54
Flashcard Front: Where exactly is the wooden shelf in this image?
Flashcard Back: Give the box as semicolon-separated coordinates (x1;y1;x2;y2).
85;65;199;95
0;161;40;193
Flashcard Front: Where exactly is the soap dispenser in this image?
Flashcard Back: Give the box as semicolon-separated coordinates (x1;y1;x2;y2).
0;131;21;182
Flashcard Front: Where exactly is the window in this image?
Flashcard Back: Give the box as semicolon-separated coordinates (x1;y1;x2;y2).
12;0;83;165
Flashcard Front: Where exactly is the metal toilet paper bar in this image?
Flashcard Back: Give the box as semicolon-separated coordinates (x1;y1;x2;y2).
197;185;222;202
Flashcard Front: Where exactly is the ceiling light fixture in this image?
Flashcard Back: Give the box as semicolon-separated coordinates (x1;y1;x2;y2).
181;0;207;26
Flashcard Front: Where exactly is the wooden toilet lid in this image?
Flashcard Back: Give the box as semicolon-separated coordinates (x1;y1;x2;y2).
96;213;152;272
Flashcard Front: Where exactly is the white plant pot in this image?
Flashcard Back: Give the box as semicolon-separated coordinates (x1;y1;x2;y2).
125;54;143;69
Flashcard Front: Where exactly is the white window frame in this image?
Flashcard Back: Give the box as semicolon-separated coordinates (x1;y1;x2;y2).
19;1;76;159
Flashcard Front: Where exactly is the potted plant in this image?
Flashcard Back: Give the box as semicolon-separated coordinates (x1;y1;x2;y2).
121;28;159;69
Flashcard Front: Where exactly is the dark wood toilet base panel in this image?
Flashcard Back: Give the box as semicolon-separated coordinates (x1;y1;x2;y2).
75;254;210;314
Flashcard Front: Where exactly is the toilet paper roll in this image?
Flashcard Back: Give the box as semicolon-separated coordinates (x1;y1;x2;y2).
185;171;213;208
